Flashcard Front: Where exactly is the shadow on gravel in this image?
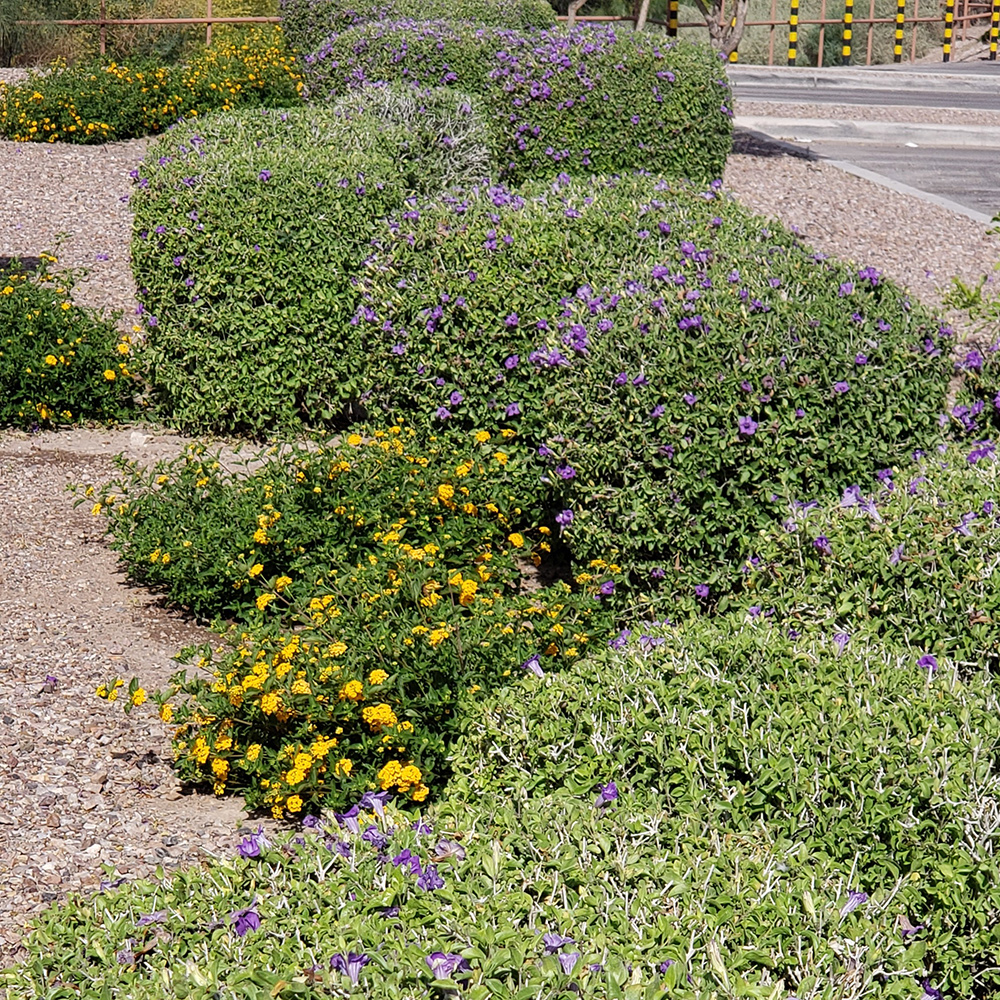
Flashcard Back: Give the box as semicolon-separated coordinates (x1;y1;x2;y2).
733;127;819;161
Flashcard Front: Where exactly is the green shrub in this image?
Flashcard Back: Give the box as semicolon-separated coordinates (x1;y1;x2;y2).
281;0;555;58
0;254;137;428
0;27;302;143
130;100;491;435
450;617;1000;997
741;441;1000;662
345;173;951;599
88;425;617;815
303;24;733;186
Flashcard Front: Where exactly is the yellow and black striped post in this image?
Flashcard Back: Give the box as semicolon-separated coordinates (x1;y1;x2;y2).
942;0;954;61
990;0;999;59
788;0;799;63
729;13;739;60
841;0;854;63
893;0;905;60
667;0;678;35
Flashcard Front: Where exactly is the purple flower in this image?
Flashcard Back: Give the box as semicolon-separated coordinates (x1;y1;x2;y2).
362;825;389;850
417;865;445;891
738;416;758;436
237;826;268;859
392;848;422;875
505;402;521;418
748;606;761;618
899;915;925;937
555;464;576;480
330;952;370;985
694;583;709;600
426;953;471;980
412;819;433;835
833;632;850;655
854;353;867;365
543;932;576;953
658;960;675;973
650;567;665;580
334;804;360;835
555;509;574;529
136;910;168;926
813;535;833;556
889;543;904;566
258;170;271;182
608;629;631;650
433;839;466;862
505;313;519;327
42;674;57;692
921;980;943;1000
598;580;615;596
521;654;544;679
833;381;850;394
558;953;580;974
595;781;618;807
231;907;260;937
858;265;881;286
358;790;391;818
917;654;939;673
449;391;463;406
435;407;451;421
683;392;698;406
795;408;805;419
504;354;519;369
839;890;868;918
838;281;854;297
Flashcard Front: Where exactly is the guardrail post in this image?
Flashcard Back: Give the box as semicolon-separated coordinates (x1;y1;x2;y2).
942;0;954;60
893;0;905;60
990;0;999;59
99;0;106;55
667;0;678;35
206;0;212;46
840;0;853;63
787;0;798;63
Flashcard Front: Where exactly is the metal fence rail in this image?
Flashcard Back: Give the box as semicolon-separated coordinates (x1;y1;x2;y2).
15;0;999;64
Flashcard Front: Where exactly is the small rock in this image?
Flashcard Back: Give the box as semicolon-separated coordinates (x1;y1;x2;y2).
46;813;61;828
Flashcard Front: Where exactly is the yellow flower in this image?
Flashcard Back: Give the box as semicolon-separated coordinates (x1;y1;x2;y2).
130;687;147;707
339;680;363;701
378;759;403;789
275;575;292;592
285;767;306;784
256;593;276;611
103;369;116;380
369;669;388;685
286;794;303;813
117;341;130;355
335;757;353;777
161;552;170;565
474;430;490;444
362;703;398;732
260;692;280;714
508;532;525;548
290;678;311;695
437;483;455;502
253;528;268;544
211;758;229;779
412;783;430;802
246;743;261;762
44;354;57;365
248;563;264;577
347;433;362;446
494;452;508;466
159;703;174;723
428;627;450;648
328;641;347;656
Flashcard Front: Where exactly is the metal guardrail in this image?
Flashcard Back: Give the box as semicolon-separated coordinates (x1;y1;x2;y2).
14;0;999;64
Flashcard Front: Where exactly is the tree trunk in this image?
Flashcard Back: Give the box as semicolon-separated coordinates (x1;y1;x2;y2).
566;0;587;26
632;0;651;31
690;0;750;55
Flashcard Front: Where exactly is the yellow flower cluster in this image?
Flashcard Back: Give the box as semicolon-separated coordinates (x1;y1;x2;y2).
377;760;429;801
361;702;398;732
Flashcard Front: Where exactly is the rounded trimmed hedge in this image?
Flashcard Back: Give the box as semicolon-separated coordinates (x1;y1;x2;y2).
302;23;733;185
281;0;556;58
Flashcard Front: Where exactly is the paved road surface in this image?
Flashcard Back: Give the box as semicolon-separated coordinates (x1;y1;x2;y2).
732;84;1000;110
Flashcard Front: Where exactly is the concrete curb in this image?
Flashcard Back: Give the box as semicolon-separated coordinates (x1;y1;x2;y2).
728;64;1000;92
735;115;1000;147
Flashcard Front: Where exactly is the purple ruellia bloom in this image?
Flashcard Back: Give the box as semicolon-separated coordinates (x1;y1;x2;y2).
330;952;370;985
889;543;904;566
694;583;710;600
258;170;271;182
542;932;576;954
659;960;675;973
392;848;422;875
358;790;391;818
899;915;925;937
608;629;631;650
813;535;833;556
858;265;882;285
334;804;361;835
748;606;762;618
558;953;580;974
231;907;260;937
301;814;322;829
555;509;574;529
136;910;168;926
555;464;576;480
683;392;698;406
595;781;618;807
921;980;943;1000
237;826;268;859
738;416;758;436
650;567;666;580
521;654;544;679
417;865;445;891
434;839;466;862
838;281;854;296
504;354;519;369
426;953;471;979
505;313;519;327
917;654;939;673
449;391;463;406
412;819;433;835
833;381;850;394
598;580;615;596
833;632;850;655
855;353;868;365
362;825;389;850
839;890;868;918
505;403;521;418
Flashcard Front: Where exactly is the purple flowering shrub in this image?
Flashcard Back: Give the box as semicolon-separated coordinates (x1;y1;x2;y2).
743;441;1000;662
350;173;952;603
450;619;1000;998
130;105;493;435
302;24;732;185
280;0;555;59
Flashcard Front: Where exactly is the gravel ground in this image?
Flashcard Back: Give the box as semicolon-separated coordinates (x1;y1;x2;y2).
0;108;999;969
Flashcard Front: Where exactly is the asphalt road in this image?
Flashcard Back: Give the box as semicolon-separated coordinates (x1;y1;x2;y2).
732;83;1000;109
